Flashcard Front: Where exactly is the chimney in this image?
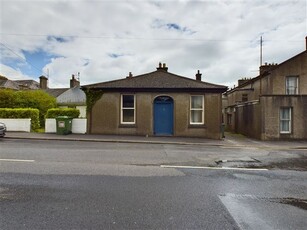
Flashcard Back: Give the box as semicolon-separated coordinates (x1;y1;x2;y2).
70;74;80;88
238;78;250;86
156;62;168;72
195;70;202;81
305;36;307;50
39;75;48;89
259;62;278;75
126;72;133;79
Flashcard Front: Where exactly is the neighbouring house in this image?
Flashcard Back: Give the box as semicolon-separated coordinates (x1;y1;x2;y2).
0;77;19;90
0;73;87;117
81;63;227;139
41;75;87;118
14;80;40;90
1;75;35;90
0;75;40;90
223;37;307;140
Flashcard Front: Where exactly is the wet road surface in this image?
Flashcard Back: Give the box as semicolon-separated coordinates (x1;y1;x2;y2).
0;139;306;229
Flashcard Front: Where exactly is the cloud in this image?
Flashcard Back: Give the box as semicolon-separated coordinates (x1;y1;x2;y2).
0;0;306;88
152;19;196;34
0;64;32;80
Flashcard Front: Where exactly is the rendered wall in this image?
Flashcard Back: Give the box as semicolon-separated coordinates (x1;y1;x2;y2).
234;102;262;139
89;92;223;139
268;52;307;95
261;96;307;140
0;119;31;132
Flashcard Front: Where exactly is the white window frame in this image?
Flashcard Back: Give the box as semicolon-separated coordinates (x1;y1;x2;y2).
121;94;135;124
286;76;298;95
280;107;292;134
190;95;204;125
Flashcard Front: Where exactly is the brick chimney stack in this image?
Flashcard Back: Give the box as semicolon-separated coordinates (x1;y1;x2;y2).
126;72;133;79
70;74;80;88
238;78;250;86
195;70;202;81
259;62;278;75
39;75;48;89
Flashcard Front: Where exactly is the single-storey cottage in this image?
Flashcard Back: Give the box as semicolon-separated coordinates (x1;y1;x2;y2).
41;75;87;118
82;63;227;139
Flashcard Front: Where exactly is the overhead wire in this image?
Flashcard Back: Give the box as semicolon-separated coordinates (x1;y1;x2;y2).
0;41;49;77
0;33;304;43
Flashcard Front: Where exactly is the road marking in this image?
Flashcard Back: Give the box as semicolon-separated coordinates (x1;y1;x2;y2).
160;165;268;171
0;159;35;163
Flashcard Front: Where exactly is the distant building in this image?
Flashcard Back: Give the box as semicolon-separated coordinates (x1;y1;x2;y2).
14;80;40;90
0;74;86;118
0;78;20;90
223;37;307;140
0;75;39;90
41;75;86;118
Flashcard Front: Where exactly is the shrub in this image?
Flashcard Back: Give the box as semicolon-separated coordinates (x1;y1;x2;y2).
0;108;40;130
45;108;80;119
0;89;56;127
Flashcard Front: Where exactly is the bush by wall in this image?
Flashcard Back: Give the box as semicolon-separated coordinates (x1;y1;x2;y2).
0;108;40;130
0;89;56;127
45;108;80;119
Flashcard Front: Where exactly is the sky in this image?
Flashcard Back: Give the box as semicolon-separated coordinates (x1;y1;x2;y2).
0;0;306;88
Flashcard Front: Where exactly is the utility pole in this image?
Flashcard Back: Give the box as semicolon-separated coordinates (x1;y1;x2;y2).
260;36;263;67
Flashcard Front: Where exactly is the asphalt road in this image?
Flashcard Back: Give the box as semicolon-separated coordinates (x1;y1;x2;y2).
0;139;306;229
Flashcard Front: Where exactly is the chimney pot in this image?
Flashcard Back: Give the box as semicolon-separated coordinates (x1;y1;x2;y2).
156;62;168;71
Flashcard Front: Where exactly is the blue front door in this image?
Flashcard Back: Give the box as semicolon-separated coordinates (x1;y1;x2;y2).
154;96;174;135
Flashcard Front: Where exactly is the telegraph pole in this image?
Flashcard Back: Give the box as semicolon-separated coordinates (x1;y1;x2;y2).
260;36;263;67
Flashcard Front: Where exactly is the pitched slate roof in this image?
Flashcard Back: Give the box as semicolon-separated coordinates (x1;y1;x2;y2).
82;69;227;93
14;80;40;90
57;87;86;105
0;79;20;90
44;88;68;97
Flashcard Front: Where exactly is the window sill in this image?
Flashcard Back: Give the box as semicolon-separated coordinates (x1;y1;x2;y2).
118;124;137;128
188;124;207;129
280;132;291;135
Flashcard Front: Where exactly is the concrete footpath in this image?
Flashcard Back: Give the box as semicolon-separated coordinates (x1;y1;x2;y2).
4;131;307;150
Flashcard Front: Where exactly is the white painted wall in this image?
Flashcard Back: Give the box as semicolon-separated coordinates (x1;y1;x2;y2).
72;119;87;134
76;106;87;118
0;119;31;132
45;119;56;133
45;118;87;134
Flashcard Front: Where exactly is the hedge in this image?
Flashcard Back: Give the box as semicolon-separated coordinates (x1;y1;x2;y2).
0;89;57;127
45;108;80;119
0;108;40;130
